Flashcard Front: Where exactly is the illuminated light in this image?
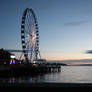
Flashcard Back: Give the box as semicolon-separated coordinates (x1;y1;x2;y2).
10;60;16;64
9;78;15;83
13;60;16;64
4;62;6;64
32;63;37;67
32;64;36;66
33;33;37;39
10;55;15;59
32;32;37;40
10;60;13;64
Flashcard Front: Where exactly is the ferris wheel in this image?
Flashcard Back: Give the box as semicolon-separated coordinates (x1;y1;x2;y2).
21;8;40;63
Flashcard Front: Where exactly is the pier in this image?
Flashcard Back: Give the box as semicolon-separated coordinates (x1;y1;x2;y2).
0;8;68;77
0;62;66;76
0;49;67;77
34;62;63;72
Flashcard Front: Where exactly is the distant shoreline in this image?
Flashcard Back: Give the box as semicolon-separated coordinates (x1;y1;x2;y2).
65;64;92;66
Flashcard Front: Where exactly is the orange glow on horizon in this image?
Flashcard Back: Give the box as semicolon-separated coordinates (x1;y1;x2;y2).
41;51;92;61
45;56;92;61
67;62;92;66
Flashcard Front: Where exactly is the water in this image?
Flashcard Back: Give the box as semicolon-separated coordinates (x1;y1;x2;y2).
1;66;92;83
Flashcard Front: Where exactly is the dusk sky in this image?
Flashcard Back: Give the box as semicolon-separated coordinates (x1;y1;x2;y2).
0;0;92;60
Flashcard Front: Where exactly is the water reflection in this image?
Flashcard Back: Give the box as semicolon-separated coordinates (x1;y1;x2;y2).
0;72;61;84
1;66;92;83
7;76;41;83
9;77;15;83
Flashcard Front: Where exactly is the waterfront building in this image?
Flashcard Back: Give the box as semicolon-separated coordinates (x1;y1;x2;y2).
0;48;11;64
0;48;18;65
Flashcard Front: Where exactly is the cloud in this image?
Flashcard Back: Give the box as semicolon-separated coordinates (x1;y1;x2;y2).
64;21;87;26
85;50;92;54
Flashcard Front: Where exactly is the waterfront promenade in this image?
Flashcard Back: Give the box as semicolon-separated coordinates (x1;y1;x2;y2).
0;82;92;88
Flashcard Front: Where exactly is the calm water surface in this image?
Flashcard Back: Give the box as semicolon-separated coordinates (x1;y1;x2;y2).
1;66;92;83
